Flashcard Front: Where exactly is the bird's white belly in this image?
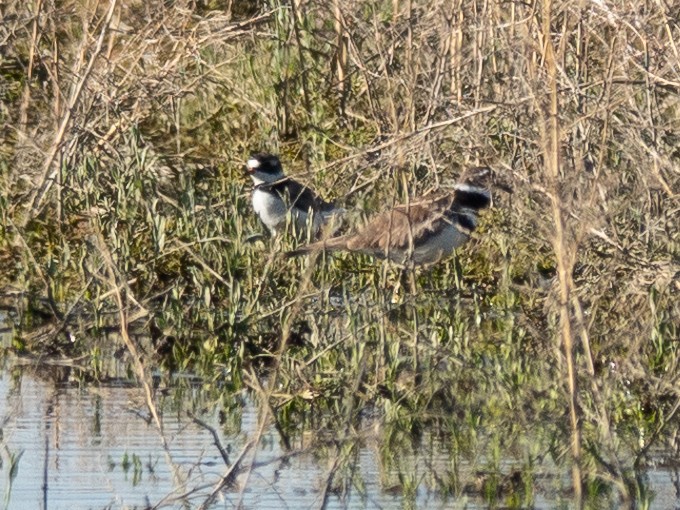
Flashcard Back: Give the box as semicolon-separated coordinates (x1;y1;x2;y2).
252;189;314;234
387;224;468;265
253;189;287;231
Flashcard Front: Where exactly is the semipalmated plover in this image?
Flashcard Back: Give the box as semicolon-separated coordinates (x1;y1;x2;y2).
246;153;343;236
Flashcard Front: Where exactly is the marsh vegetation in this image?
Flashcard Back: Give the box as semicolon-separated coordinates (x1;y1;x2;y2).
0;0;678;507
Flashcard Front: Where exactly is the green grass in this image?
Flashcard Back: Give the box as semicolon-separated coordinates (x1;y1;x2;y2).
0;0;678;507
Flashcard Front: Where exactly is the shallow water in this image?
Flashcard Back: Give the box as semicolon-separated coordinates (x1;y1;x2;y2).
1;329;679;509
0;361;383;508
0;361;447;510
1;362;679;510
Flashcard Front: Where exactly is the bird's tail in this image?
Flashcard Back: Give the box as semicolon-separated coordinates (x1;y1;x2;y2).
285;235;350;258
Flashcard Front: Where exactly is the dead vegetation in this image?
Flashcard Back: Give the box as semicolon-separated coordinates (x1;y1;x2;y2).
1;0;679;506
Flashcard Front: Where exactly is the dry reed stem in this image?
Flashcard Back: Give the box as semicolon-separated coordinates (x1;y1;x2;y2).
197;440;254;510
289;0;313;124
539;0;583;505
19;0;43;130
333;0;349;116
95;228;186;492
23;0;119;226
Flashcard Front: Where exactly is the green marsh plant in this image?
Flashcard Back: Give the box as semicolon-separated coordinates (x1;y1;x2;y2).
0;0;678;507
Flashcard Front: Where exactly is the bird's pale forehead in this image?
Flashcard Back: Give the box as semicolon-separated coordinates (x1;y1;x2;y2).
453;182;491;195
467;167;491;178
247;158;261;169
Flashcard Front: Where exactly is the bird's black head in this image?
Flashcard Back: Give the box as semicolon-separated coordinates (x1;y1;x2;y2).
246;153;284;184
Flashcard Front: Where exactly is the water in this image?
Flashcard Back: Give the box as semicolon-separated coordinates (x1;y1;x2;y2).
1;336;679;508
0;361;416;510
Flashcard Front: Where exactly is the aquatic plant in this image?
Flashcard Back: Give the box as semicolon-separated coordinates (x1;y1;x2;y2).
0;0;678;507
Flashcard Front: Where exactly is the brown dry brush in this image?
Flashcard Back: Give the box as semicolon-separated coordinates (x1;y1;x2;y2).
0;0;679;502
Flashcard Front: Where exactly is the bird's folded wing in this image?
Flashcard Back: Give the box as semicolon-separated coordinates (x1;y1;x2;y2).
346;194;455;253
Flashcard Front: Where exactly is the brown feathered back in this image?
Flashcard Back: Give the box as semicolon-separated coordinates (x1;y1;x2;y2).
345;193;456;255
285;166;494;263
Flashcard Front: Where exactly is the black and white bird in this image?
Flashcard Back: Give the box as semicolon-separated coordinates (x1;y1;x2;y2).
246;153;343;236
287;167;494;266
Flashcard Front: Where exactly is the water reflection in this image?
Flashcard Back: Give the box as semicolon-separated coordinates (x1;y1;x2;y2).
0;362;405;509
0;361;679;509
2;366;207;508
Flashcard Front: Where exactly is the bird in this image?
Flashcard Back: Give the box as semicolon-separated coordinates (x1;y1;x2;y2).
286;166;494;266
246;153;343;237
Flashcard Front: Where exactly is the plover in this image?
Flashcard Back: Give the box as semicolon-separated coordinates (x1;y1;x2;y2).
287;167;494;266
246;153;343;236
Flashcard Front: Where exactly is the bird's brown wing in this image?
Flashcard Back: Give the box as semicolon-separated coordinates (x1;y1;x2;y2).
346;194;455;253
